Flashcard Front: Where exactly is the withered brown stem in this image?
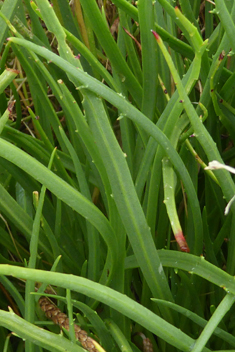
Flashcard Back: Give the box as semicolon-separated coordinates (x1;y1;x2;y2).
39;296;99;352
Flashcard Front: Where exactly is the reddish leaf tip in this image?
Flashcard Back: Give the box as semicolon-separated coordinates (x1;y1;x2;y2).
175;230;190;253
151;30;160;41
6;68;19;74
181;245;190;253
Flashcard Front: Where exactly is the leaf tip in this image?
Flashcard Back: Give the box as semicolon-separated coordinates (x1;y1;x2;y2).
151;30;160;42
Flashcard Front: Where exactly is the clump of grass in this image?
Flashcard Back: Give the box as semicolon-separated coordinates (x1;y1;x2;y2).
1;0;235;351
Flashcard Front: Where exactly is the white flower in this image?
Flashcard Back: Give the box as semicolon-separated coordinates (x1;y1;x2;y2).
205;160;235;215
205;160;235;174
